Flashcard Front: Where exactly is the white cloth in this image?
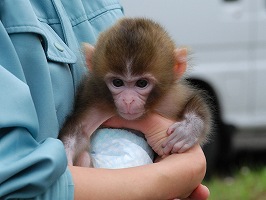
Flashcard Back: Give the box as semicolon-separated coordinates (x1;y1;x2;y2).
90;128;154;169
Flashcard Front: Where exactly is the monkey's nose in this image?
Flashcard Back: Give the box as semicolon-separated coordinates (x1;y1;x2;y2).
123;98;134;110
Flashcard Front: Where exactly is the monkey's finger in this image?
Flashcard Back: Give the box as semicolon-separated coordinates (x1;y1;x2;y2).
178;136;199;153
170;141;186;153
162;135;185;154
162;139;175;155
162;130;183;148
167;122;181;135
162;145;172;155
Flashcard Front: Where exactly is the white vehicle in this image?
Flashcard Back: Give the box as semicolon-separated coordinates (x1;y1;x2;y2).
119;0;266;174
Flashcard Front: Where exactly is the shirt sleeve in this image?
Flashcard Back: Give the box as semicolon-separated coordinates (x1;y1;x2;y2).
0;0;124;199
0;20;71;199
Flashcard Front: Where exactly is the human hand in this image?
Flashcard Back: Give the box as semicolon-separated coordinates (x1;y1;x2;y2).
181;184;210;200
103;113;173;156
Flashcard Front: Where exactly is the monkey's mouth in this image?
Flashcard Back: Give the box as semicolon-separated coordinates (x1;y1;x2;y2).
119;112;144;120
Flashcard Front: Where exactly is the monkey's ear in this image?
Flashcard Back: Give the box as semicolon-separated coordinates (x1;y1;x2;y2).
174;48;187;78
83;43;95;71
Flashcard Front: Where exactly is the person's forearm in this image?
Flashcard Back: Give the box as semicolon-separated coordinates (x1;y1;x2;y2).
69;145;206;200
152;145;206;199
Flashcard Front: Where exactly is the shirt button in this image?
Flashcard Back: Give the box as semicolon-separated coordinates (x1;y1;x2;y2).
54;42;64;52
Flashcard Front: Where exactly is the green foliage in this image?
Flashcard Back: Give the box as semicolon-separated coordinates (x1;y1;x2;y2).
205;167;266;200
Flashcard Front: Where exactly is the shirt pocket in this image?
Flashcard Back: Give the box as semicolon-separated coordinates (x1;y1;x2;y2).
2;0;77;64
39;22;77;64
5;23;77;65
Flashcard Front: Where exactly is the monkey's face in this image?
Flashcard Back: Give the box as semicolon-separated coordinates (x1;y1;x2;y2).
104;72;156;120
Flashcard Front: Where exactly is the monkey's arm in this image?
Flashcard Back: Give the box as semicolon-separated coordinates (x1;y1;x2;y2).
162;90;212;154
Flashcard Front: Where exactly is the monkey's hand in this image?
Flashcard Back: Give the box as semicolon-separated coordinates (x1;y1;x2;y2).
162;113;204;154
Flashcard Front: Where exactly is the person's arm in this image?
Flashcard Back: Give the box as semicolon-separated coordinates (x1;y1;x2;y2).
70;113;208;200
69;145;206;200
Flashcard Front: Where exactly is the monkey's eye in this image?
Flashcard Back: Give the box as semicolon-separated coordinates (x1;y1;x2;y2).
112;79;124;87
136;79;148;88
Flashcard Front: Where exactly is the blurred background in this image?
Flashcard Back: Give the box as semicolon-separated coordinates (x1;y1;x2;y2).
119;0;266;199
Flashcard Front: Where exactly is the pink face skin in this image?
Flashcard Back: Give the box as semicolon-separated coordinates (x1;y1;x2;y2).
105;73;156;120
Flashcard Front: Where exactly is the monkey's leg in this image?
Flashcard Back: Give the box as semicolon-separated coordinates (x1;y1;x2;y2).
75;151;93;167
60;107;115;167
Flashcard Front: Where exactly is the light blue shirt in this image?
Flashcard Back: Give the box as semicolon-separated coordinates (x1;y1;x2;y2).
0;0;150;199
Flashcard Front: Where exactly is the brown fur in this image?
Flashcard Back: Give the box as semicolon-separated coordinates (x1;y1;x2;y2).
59;17;212;166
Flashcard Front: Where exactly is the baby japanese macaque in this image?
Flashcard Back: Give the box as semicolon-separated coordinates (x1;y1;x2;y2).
59;18;212;167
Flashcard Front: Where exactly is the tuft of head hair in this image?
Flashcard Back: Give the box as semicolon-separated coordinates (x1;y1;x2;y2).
92;18;177;86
